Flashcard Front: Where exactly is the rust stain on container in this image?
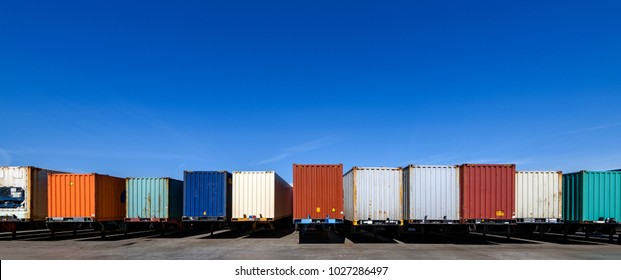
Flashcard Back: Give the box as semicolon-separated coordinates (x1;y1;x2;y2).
293;164;343;220
48;173;126;221
459;164;516;222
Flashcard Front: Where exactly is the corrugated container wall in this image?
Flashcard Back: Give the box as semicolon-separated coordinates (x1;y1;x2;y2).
343;167;403;222
459;164;516;221
232;171;292;220
515;171;562;221
0;166;59;221
48;174;126;221
126;178;183;219
563;171;621;222
183;171;232;220
403;165;459;222
293;164;343;221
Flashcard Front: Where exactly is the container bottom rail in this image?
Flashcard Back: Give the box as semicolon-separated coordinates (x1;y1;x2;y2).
295;218;344;238
516;218;563;223
294;217;344;225
464;219;516;224
404;223;468;238
345;219;404;239
408;219;460;225
182;216;227;222
46;217;127;239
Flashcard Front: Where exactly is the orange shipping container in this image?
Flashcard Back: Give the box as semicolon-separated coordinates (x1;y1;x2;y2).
48;174;126;221
293;164;343;223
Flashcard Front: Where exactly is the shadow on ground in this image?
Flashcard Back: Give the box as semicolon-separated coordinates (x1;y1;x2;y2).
298;229;345;244
245;227;295;239
345;230;399;244
511;233;611;245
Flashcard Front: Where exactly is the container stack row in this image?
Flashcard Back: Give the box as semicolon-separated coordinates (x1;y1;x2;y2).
0;165;620;239
0;167;293;238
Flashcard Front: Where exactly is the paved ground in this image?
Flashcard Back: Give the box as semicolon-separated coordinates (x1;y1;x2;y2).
0;226;620;260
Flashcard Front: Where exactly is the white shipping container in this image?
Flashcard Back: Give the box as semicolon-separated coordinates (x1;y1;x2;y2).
0;166;59;221
343;167;403;225
515;171;562;221
403;165;460;223
232;171;292;221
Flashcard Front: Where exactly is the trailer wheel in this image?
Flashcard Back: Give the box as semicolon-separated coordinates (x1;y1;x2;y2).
100;223;107;239
48;224;55;240
10;223;17;239
91;223;101;232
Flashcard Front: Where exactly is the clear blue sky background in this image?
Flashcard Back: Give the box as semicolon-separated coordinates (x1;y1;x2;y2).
1;1;620;182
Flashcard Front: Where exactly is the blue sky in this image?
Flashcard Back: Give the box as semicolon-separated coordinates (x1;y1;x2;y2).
1;1;620;182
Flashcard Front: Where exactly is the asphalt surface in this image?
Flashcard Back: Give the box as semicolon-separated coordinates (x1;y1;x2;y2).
0;226;620;260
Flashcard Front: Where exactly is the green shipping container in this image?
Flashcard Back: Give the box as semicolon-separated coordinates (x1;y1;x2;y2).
126;178;184;220
563;171;621;223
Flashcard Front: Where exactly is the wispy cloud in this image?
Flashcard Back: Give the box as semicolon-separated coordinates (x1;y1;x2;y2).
511;158;534;165
259;154;290;164
562;123;621;135
462;158;499;164
257;136;346;164
0;148;11;165
400;153;460;165
8;148;200;162
63;167;88;174
71;150;202;161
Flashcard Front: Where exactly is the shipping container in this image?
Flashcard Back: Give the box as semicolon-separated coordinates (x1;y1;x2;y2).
515;171;562;222
343;167;403;226
403;165;459;223
125;177;183;221
183;171;232;221
0;166;61;222
47;173;126;222
293;164;343;224
232;171;292;221
460;164;516;223
563;171;621;223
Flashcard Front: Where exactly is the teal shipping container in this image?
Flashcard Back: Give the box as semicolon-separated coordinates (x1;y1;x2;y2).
126;178;184;220
563;171;621;223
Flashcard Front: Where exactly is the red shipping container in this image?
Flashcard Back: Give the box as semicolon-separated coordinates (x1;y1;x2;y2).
459;164;516;222
293;164;343;223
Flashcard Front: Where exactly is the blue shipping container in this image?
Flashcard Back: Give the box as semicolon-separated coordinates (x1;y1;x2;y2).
183;171;232;221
